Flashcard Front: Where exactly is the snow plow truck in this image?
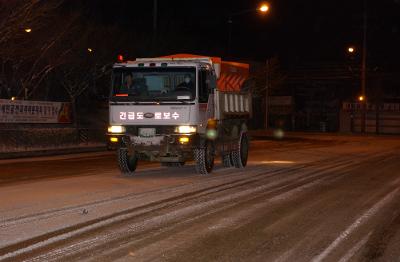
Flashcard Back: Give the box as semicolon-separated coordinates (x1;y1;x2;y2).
107;54;252;175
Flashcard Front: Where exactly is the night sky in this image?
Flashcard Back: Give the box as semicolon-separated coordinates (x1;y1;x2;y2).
1;0;399;125
79;0;400;64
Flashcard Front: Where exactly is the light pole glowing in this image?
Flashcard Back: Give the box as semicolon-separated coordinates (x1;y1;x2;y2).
259;4;269;13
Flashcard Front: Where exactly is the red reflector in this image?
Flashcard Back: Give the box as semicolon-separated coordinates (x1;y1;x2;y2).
115;94;128;97
117;55;124;62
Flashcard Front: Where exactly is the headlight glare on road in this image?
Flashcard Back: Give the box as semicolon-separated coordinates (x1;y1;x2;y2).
108;125;125;134
175;125;196;134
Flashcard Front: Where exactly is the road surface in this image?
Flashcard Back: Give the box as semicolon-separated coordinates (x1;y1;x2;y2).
1;134;400;261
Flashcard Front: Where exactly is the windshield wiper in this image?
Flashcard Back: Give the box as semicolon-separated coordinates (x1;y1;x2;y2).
152;97;191;104
176;100;190;104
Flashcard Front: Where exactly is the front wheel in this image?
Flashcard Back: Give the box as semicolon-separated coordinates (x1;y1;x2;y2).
231;132;249;168
194;140;215;175
117;148;138;175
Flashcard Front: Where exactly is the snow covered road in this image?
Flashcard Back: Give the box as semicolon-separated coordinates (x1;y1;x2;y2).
1;135;400;261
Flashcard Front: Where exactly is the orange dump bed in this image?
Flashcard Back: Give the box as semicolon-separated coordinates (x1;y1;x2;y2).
159;53;221;64
218;61;249;92
158;54;249;92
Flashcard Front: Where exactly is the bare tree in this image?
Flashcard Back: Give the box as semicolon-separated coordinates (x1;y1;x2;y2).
0;0;78;99
250;56;287;97
58;61;110;127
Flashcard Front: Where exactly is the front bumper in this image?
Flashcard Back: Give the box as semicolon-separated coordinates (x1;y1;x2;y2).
107;133;198;162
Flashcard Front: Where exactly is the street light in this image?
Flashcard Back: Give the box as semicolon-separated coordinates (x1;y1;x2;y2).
360;0;367;133
87;48;93;53
24;28;32;33
347;46;355;53
358;95;365;102
227;3;270;56
259;4;269;13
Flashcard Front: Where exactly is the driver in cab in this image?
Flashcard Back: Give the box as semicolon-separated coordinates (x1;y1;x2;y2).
124;74;148;96
176;74;194;91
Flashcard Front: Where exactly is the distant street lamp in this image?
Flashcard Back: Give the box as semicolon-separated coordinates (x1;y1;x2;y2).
259;4;269;13
360;0;368;133
347;2;368;133
227;2;270;56
24;28;32;33
86;48;98;100
226;3;271;129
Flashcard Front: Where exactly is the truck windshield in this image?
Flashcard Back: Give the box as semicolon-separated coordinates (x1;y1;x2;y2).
111;67;196;102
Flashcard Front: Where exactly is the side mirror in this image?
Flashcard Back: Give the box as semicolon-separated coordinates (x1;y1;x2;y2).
213;63;221;79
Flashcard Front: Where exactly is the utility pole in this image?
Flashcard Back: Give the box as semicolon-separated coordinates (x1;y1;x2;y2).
153;0;158;33
227;16;233;57
226;4;269;58
265;59;270;129
361;0;367;133
152;0;158;53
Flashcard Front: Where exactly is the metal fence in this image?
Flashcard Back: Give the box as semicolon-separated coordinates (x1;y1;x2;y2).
0;127;106;152
341;102;400;134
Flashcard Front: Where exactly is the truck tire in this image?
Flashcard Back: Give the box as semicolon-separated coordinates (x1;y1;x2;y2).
231;131;249;168
222;153;233;168
194;140;215;175
117;148;138;175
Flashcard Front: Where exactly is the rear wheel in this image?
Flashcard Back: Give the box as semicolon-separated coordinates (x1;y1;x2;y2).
231;132;249;168
117;147;138;175
194;140;215;175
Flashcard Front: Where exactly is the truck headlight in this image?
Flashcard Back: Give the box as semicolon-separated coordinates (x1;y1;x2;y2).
175;125;197;134
108;125;126;134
